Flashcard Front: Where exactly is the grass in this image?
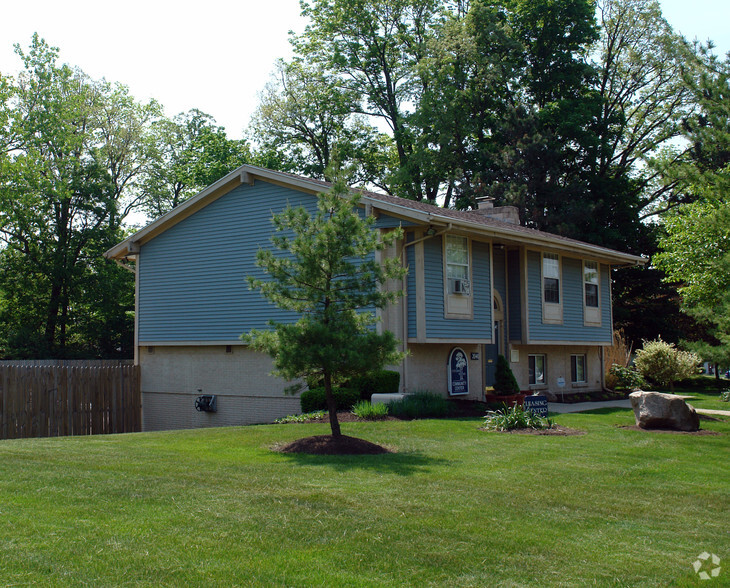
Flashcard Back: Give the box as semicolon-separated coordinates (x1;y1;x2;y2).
0;409;727;586
655;388;730;412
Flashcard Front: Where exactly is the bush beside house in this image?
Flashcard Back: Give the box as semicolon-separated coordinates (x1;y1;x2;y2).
348;369;400;400
300;387;360;413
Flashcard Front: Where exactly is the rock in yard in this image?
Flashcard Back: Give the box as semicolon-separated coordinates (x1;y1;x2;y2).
629;391;700;432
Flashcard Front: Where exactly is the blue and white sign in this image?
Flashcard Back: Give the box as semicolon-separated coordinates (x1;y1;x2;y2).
524;395;549;418
448;347;469;396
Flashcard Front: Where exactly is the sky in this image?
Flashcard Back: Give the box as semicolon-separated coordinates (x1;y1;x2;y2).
0;0;728;141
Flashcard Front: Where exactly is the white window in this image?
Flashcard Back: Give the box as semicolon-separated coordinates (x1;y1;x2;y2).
446;235;469;290
444;235;472;318
543;253;560;304
529;354;546;386
583;260;601;326
584;261;599;307
571;354;586;383
541;252;562;324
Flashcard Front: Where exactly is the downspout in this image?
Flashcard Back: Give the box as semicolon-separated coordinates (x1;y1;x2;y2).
401;223;453;261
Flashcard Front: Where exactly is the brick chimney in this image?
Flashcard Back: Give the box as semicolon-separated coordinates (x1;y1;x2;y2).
473;197;520;224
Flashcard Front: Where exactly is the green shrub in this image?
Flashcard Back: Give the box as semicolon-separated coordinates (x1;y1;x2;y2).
351;400;390;420
674;374;724;390
633;338;701;391
721;390;730;403
483;404;553;431
275;411;327;424
387;392;451;419
608;364;646;390
300;387;360;413
494;354;520;395
349;370;400;400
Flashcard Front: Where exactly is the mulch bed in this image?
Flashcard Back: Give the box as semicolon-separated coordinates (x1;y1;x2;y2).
276;434;391;455
617;425;719;436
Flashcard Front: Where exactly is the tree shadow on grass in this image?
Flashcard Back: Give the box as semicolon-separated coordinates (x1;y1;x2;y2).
275;448;447;476
564;407;633;416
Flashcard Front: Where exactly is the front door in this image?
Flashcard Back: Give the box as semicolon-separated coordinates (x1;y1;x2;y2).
484;337;499;387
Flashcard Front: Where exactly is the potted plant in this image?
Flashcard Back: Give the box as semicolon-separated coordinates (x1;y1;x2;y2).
485;355;526;407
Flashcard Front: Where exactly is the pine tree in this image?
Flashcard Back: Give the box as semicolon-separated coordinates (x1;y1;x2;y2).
245;173;406;437
494;354;520;395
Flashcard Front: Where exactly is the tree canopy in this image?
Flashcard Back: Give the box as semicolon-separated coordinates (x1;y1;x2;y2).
0;35;250;358
0;1;726;360
654;52;730;365
244;0;728;351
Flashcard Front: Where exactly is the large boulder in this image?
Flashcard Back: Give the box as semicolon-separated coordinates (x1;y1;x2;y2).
629;391;700;431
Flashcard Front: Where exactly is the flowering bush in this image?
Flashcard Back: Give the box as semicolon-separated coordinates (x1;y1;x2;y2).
633;338;701;391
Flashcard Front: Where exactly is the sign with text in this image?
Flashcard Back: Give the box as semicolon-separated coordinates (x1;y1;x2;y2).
524;395;549;418
448;347;469;396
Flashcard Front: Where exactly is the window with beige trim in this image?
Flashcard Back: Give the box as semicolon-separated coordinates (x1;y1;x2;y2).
444;235;472;318
529;354;546;386
584;261;599;307
543;253;560;303
583;260;601;326
541;252;562;324
446;236;469;291
571;354;587;383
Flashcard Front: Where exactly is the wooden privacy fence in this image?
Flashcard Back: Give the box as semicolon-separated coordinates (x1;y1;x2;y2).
0;362;140;440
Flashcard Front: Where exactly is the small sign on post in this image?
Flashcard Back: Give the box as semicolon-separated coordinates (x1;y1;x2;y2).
524;395;549;418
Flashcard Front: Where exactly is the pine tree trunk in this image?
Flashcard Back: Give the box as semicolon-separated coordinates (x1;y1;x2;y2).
324;371;341;438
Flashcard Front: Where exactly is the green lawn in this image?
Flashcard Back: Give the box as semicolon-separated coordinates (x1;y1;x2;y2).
0;409;727;586
671;389;730;412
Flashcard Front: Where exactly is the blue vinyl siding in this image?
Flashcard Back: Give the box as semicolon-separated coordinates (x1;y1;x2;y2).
507;250;522;341
527;251;612;343
139;182;313;341
406;238;417;338
138;181;406;342
374;215;417;229
424;237;491;339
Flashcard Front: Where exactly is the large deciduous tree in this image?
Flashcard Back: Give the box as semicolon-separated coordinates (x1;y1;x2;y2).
0;35;156;357
249;59;394;189
141;108;251;219
654;52;730;366
594;0;696;226
245;174;406;438
294;0;442;201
